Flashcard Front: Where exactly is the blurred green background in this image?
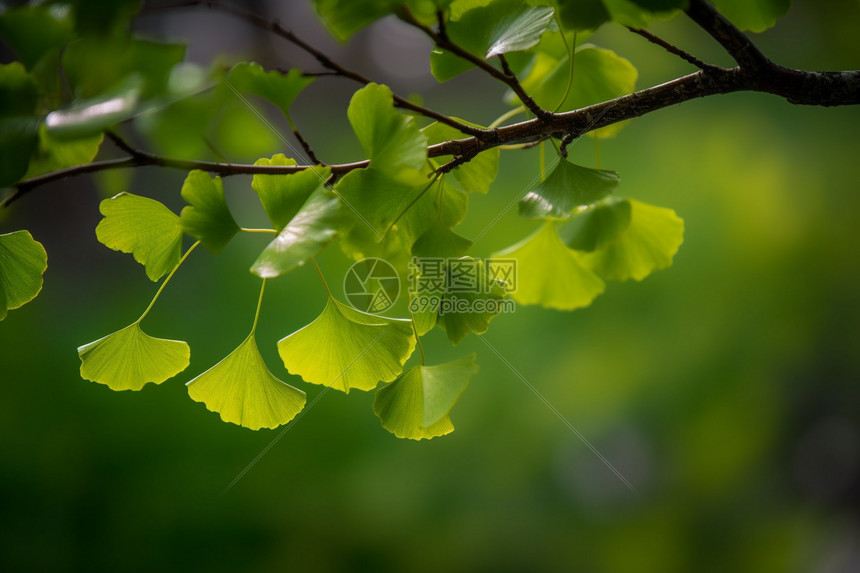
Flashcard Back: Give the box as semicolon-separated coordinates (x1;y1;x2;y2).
1;1;859;571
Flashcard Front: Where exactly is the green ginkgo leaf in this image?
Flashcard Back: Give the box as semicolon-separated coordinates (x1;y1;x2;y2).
278;297;416;393
250;188;341;278
431;0;555;82
311;0;401;42
492;223;605;311
422;120;499;194
25;124;103;179
78;322;190;391
436;258;508;344
227;63;315;121
711;0;790;32
347;83;427;171
179;170;239;254
252;154;332;231
95;192;183;282
558;196;632;251
580;199;684;281
373;354;479;440
187;333;306;430
519;158;620;220
412;220;473;259
0;230;48;321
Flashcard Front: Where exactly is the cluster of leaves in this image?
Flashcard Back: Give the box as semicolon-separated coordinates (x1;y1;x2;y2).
0;0;791;438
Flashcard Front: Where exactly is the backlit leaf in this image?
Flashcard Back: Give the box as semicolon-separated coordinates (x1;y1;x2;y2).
312;0;401;42
278;298;416;393
250;188;341;278
492;222;605;310
78;322;190;391
25;124;103;178
187;334;306;430
422;120;499;194
436;258;508;344
558;196;632;251
711;0;790;32
519;157;620;219
580;198;684;280
373;354;479;440
0;230;48;321
252;155;331;231
227;63;315;121
95;193;183;282
179;170;239;254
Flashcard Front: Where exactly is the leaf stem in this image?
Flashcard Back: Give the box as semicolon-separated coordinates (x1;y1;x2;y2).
488;106;526;129
539;141;546;182
555;28;577;112
310;258;333;299
137;240;201;323
251;278;266;334
241;227;278;234
407;293;426;366
384;174;441;236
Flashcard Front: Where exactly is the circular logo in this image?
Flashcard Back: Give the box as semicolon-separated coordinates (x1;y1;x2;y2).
343;258;400;313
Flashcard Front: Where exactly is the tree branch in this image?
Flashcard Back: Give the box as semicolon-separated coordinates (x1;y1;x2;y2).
684;0;772;71
140;0;491;138
626;26;723;72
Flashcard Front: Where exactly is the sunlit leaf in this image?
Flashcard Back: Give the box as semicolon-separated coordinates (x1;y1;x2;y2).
711;0;790;32
580;199;684;280
0;230;48;321
347;83;427;171
78;322;190;391
492;223;605;310
519;157;620;220
95;193;183;282
0;3;75;69
412;220;473;259
278;297;416;393
436;258;508;344
25;124;103;179
311;0;401;42
250;188;341;278
373;354;479;440
422;120;499;194
187;333;306;430
251;154;331;231
558;196;632;251
227;63;315;121
179;170;239;254
44;75;141;140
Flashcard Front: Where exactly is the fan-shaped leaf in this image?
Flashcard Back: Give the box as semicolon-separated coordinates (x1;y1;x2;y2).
95;193;183;282
412;220;473;259
252;154;331;231
278;298;416;393
187;334;306;430
179;170;239;254
711;0;790;32
25;124;103;179
435;258;508;344
0;230;48;321
373;354;479;440
520;157;620;220
78;323;190;391
227;63;314;120
492;223;605;310
558;197;632;251
581;199;684;280
250;188;341;278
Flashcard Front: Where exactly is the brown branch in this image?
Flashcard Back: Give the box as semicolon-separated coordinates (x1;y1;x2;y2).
627;26;723;72
140;0;491;138
684;0;772;71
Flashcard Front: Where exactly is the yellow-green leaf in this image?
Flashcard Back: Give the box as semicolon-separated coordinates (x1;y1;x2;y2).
187;334;306;430
0;230;48;321
78;323;190;391
180;170;239;254
251;154;331;231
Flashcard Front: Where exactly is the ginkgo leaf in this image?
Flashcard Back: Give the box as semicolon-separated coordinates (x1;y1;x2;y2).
250;188;341;278
186;333;306;430
251;154;332;231
492;223;605;311
580;199;684;281
436;258;508;344
311;0;401;42
44;75;141;140
558;197;632;251
278;297;416;393
412;220;473;259
0;230;48;321
422;120;499;194
347;83;427;171
227;63;315;120
556;0;611;31
373;354;479;440
78;322;190;391
0;62;39;186
711;0;790;32
25;124;103;179
180;170;239;254
519;158;620;220
95;192;183;282
431;0;555;81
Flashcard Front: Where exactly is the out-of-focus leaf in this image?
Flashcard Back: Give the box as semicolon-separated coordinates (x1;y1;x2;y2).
311;0;401;42
72;0;140;37
0;62;39;186
95;193;183;282
44;75;141;140
25;124;103;178
179;170;239;254
373;354;478;440
558;196;632;251
227;63;314;121
580;198;684;280
0;4;75;69
250;188;341;278
78;323;190;391
711;0;790;32
0;230;48;321
519;157;620;219
187;334;306;430
492;222;605;310
278;297;416;393
556;0;611;31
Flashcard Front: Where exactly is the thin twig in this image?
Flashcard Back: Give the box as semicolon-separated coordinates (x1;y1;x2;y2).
627;26;723;73
684;0;772;71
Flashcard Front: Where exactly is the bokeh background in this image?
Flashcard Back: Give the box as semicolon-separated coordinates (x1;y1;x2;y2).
1;1;859;571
